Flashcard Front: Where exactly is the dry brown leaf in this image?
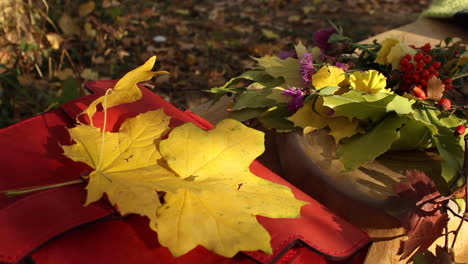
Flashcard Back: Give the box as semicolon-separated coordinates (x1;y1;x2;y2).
426;76;445;100
0;50;12;71
58;15;80;36
102;0;120;8
84;23;97;38
302;6;317;14
92;56;105;64
155;74;170;85
288;15;301;22
81;68;99;80
79;1;96;17
46;33;64;50
17;74;35;87
54;68;75;81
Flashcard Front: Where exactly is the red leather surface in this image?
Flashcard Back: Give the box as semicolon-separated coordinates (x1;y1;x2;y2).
0;80;371;263
0;186;114;263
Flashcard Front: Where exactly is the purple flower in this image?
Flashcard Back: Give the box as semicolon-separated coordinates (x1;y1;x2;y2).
335;62;349;71
282;86;305;112
300;52;315;86
278;49;297;60
313;27;337;54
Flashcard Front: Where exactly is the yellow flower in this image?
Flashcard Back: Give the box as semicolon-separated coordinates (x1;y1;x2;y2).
349;70;390;94
311;65;345;89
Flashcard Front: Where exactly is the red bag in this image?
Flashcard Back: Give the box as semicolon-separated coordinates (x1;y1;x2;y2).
0;80;371;264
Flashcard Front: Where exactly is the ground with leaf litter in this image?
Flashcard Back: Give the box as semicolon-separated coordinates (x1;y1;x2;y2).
0;0;430;126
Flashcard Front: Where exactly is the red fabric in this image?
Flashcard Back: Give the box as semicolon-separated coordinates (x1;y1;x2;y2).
0;80;371;264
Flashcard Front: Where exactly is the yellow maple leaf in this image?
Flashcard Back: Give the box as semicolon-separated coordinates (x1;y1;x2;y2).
311;65;345;89
156;119;306;257
374;38;399;65
386;42;416;70
288;98;331;134
85;56;169;123
62;109;173;218
63;113;306;257
327;117;359;143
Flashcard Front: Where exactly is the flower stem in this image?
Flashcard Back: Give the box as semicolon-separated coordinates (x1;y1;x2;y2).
0;179;85;198
352;43;377;56
452;72;468;81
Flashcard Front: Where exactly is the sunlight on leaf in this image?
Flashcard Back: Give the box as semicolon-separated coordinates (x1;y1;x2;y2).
85;56;169;123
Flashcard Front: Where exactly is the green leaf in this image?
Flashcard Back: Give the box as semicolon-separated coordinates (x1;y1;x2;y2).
322;90;414;122
265;87;290;104
230;108;267;122
294;41;307;59
439;113;465;128
45;77;81;112
254;56;303;88
337;113;407;171
233;89;277;110
430;130;463;193
258;104;295;131
317;86;340;96
412;108;464;193
58;77;81;104
207;70;280;93
390;118;432;150
206;70;283;104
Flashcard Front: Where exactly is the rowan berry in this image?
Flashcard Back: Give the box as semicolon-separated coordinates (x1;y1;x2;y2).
438;98;452;111
400;58;408;66
443;78;453;89
414;52;424;62
423;55;432;64
421;43;431;53
431;62;441;69
456;125;466;136
421;79;428;87
412;86;427;100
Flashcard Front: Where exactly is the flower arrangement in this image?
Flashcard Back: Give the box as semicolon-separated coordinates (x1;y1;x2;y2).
209;23;468;196
209;22;468;262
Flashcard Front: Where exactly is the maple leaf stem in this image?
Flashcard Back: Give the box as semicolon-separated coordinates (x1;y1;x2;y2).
0;179;85;198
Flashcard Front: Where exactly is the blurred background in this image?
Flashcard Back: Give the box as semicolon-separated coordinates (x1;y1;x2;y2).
0;0;431;127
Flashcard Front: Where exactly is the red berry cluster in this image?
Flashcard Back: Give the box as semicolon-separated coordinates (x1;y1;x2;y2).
398;43;453;99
